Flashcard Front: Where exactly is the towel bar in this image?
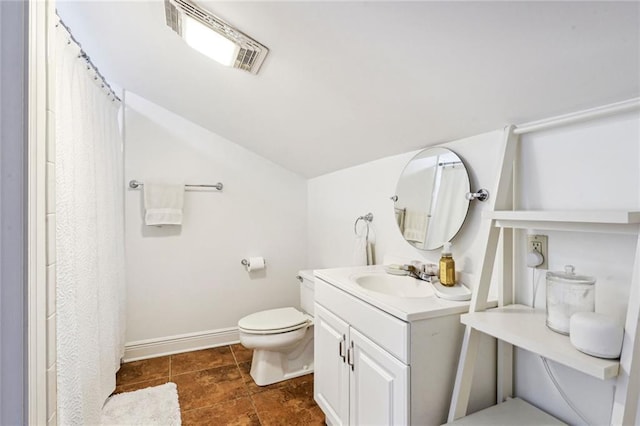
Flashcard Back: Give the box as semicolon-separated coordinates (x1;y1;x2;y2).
128;180;223;191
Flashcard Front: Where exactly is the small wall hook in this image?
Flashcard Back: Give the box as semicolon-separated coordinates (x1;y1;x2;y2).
465;189;489;202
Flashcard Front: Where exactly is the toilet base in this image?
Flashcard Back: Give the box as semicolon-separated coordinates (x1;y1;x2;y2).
249;327;314;386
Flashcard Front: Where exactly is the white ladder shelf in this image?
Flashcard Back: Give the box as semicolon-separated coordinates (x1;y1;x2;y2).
447;124;640;425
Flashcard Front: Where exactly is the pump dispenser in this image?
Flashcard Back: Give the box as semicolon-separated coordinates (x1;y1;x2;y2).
439;242;456;286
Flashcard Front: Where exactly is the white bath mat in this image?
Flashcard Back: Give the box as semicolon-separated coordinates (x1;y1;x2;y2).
101;382;181;425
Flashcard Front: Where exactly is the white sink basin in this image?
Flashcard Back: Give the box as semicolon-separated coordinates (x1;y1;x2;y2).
352;273;434;298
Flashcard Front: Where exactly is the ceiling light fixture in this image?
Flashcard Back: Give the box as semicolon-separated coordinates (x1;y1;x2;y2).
164;0;269;74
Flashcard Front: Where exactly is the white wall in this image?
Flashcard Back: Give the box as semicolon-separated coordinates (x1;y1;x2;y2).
308;110;640;425
123;92;307;350
513;111;640;425
308;130;505;287
307;130;504;417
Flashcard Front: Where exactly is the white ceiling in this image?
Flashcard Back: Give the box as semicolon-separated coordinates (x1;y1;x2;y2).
57;1;640;178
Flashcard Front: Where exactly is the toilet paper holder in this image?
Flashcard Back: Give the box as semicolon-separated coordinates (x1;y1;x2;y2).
241;258;266;268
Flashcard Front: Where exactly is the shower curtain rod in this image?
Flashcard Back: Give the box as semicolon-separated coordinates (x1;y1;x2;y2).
55;16;122;102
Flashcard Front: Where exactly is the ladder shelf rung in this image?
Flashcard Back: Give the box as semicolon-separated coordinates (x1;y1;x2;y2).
461;304;620;380
484;211;640;234
445;397;566;425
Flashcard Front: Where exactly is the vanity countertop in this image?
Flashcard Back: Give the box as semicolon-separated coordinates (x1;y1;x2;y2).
314;265;493;322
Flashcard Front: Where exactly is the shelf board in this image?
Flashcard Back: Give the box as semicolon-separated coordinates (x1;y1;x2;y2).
445;397;566;425
461;304;620;380
484;210;640;234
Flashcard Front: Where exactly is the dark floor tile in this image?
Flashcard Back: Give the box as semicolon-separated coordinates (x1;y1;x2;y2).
284;373;314;388
173;364;249;411
251;380;325;426
171;347;237;376
181;397;261;426
115;356;170;386
113;378;170;395
231;343;253;364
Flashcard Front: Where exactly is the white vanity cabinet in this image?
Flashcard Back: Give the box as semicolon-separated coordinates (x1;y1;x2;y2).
315;303;409;426
314;303;350;425
313;271;496;426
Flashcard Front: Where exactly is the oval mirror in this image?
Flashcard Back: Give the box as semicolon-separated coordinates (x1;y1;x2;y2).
393;147;471;250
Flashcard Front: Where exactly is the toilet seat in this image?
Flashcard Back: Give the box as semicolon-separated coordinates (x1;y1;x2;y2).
239;307;310;335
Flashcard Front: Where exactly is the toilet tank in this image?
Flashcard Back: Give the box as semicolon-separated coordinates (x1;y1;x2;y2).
297;270;315;316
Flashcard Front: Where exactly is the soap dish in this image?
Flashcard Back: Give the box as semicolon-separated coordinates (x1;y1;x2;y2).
431;279;472;301
384;265;409;276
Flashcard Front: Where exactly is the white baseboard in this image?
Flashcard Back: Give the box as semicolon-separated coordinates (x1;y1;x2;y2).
123;327;240;362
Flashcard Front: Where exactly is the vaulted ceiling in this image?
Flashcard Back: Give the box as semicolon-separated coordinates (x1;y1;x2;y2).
57;1;639;177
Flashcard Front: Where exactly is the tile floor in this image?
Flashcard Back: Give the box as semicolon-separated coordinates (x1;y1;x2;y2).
114;344;325;425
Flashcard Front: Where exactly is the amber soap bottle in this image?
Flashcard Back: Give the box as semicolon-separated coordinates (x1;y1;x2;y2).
439;242;456;286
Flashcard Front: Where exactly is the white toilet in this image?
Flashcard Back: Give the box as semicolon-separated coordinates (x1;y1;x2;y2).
238;270;315;386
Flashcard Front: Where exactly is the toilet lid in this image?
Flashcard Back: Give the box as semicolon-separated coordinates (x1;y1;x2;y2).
238;307;308;333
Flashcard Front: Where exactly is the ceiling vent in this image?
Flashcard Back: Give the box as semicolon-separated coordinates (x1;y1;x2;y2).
165;0;269;74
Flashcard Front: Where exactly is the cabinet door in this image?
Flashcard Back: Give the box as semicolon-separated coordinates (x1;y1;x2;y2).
349;328;409;426
314;304;350;426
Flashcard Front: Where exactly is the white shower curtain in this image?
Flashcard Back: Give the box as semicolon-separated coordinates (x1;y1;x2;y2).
425;165;468;248
55;21;126;425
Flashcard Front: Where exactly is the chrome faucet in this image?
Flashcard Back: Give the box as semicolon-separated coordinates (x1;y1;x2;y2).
399;264;416;273
401;264;434;282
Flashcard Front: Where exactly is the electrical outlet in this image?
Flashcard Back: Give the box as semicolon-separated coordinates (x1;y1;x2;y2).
527;234;548;269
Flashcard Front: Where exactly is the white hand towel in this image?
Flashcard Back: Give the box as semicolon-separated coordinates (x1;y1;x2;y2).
143;183;185;226
353;234;368;266
353;227;376;266
403;210;429;243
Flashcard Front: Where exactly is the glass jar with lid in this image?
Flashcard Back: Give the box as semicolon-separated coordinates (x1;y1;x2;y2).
546;265;595;335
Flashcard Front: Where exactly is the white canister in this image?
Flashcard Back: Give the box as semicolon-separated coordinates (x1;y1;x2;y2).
546;265;595;335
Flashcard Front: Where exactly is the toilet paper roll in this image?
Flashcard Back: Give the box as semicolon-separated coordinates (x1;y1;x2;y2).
246;256;265;272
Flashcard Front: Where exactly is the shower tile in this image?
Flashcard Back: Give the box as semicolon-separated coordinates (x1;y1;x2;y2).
46;110;55;163
171;346;236;375
46;264;56;317
46;214;56;266
47;411;57;426
115;356;170;386
47;365;57;421
46;314;56;368
181;397;260;426
230;343;253;364
46;162;55;214
250;380;324;426
172;364;248;411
